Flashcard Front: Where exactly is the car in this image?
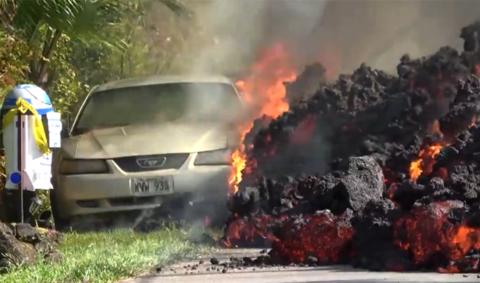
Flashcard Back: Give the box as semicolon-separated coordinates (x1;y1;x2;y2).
51;75;244;227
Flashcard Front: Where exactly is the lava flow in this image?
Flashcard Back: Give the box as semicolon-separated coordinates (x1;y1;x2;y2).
394;201;480;272
409;143;443;182
223;21;480;273
228;43;297;194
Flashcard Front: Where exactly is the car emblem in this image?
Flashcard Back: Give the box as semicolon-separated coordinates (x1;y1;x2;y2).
136;156;167;169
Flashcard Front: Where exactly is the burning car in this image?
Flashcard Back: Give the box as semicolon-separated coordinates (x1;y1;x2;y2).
50;76;244;226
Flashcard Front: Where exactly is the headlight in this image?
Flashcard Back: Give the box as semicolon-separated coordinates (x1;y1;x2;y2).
60;159;109;175
194;148;231;166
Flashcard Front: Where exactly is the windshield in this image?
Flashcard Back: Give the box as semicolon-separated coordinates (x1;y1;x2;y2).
72;82;241;135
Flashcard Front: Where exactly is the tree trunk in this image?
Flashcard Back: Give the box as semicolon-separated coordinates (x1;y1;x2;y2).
35;29;62;87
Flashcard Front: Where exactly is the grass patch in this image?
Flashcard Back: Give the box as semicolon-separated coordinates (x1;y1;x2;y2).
0;228;201;283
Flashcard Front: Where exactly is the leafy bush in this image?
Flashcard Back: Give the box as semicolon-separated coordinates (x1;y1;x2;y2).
0;30;30;94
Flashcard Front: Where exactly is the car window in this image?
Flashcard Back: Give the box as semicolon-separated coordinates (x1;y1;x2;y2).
72;82;241;135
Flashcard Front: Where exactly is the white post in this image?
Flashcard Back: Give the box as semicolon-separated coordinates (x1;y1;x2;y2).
18;114;25;223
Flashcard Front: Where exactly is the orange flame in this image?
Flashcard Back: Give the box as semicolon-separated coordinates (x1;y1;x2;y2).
228;43;297;194
409;144;443;182
228;122;252;192
451;225;480;259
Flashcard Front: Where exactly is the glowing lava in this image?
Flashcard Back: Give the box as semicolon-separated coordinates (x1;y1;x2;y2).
394;201;480;272
409;143;443;182
228;43;297;194
270;212;354;264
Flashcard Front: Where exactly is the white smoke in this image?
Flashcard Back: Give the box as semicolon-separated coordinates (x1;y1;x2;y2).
155;0;480;77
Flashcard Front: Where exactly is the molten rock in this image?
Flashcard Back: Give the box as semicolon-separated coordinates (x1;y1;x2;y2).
225;21;480;273
393;201;480;272
223;214;284;247
350;199;412;271
270;211;354;264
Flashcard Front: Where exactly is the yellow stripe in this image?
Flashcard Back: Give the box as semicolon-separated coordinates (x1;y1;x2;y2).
1;98;51;154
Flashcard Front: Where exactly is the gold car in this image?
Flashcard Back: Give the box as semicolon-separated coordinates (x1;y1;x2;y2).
51;76;243;226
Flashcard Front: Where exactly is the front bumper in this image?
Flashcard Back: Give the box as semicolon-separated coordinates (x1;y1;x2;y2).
53;153;230;218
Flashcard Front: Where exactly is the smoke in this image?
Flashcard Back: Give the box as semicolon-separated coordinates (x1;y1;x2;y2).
168;0;480;77
117;0;480;227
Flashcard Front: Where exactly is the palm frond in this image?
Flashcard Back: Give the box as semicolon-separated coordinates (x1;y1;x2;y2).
0;0;17;31
14;0;86;35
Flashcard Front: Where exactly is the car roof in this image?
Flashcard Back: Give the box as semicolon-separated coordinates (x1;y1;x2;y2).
93;75;234;93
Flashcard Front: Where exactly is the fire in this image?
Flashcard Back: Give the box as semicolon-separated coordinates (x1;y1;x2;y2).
409;143;443;182
228;43;297;194
228;122;252;192
228;150;247;191
409;159;423;182
451;225;480;259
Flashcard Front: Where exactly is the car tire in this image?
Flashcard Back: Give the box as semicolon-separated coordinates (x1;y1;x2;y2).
49;190;70;231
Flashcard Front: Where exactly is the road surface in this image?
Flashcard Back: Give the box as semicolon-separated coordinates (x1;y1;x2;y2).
121;249;480;283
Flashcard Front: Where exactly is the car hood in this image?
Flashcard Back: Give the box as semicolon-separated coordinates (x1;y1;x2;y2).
61;122;232;159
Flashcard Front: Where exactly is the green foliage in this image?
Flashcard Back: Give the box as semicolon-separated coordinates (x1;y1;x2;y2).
70;0;191;83
0;0;189;114
14;0;124;41
48;35;89;115
0;228;201;283
0;0;191;226
0;30;30;92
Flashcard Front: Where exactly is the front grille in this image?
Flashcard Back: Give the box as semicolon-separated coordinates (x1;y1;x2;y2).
114;153;189;172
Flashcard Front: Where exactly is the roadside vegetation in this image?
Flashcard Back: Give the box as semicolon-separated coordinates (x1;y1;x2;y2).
0;0;192;188
0;1;214;280
0;228;202;283
0;0;190;114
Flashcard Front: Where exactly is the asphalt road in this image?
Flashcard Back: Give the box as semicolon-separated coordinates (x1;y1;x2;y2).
121;249;480;283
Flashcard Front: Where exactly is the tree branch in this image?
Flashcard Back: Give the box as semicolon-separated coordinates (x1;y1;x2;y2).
35;29;62;86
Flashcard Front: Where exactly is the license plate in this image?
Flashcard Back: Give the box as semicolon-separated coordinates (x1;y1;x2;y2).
131;177;174;195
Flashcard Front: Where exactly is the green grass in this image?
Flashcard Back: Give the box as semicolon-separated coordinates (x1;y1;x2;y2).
0;228;201;283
